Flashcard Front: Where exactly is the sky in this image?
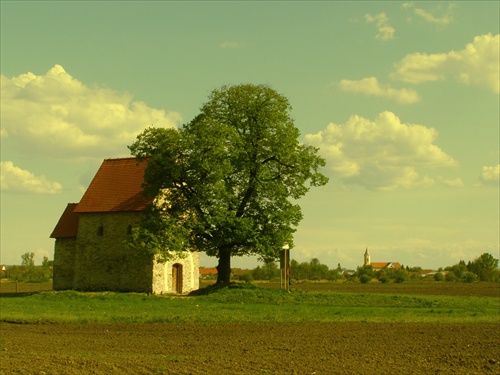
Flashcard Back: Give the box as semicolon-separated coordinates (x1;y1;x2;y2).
1;1;498;271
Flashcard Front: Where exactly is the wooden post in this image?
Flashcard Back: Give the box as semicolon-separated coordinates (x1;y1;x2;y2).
282;242;290;292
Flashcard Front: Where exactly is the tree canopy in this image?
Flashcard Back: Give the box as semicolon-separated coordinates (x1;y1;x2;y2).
129;84;328;284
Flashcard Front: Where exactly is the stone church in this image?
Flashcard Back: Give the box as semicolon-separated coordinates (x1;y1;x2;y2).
50;158;199;294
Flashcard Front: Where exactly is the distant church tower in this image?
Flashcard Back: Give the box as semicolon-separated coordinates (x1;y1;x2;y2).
364;248;371;266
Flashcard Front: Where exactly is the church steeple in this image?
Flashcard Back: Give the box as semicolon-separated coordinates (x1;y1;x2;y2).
364;247;370;266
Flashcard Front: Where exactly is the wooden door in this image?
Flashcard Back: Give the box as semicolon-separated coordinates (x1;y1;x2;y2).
172;264;183;293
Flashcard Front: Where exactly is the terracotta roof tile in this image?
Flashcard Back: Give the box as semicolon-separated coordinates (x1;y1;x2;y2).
50;203;79;238
74;158;152;213
199;267;218;275
370;262;390;269
370;262;402;270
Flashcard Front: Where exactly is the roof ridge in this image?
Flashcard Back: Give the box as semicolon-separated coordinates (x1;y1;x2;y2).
103;157;138;161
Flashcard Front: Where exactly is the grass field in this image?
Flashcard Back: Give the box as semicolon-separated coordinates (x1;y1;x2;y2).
1;281;498;324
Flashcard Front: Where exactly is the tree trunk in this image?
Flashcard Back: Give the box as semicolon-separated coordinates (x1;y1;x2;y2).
216;248;231;285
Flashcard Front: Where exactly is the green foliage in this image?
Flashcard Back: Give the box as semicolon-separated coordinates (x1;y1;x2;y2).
22;267;52;283
42;256;51;269
434;272;444;281
288;258;333;281
443;253;499;283
377;270;390;284
21;252;35;268
237;273;254;283
359;274;372;284
8;265;52;283
252;262;280;281
445;272;457;282
128;84;328;283
462;272;478;283
468;253;499;282
445;262;467;281
7;253;52;283
394;268;409;283
354;265;375;283
327;269;343;281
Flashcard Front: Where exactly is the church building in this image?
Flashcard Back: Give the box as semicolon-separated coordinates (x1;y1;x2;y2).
363;248;401;270
50;157;199;294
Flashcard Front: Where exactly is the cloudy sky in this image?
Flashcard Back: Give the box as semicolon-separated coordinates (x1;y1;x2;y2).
1;1;498;270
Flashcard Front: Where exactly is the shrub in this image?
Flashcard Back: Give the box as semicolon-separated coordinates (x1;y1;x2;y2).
394;269;409;283
462;272;478;283
434;272;444;281
238;273;253;283
378;274;390;283
445;272;457;282
359;274;371;284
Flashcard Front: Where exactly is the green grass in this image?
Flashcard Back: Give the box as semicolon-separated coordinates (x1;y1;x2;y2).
1;283;498;324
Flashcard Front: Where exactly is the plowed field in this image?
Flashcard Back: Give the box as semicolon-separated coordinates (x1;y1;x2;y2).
1;322;498;375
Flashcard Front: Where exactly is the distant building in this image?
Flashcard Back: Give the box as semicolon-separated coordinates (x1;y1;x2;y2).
199;267;218;279
50;157;199;294
363;248;401;270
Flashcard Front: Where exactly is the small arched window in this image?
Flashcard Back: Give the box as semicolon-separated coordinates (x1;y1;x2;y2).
97;225;104;236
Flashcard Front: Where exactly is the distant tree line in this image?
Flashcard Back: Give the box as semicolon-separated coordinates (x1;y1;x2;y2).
246;258;344;283
437;253;499;283
354;265;411;284
2;252;53;282
234;252;499;284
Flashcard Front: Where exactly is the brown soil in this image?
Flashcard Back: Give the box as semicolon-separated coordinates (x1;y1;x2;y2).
1;322;498;375
255;281;500;297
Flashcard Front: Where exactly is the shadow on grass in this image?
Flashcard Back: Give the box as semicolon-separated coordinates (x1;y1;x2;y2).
189;282;257;296
0;292;40;298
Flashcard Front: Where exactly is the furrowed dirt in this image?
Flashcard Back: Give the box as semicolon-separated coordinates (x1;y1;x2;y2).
1;322;499;375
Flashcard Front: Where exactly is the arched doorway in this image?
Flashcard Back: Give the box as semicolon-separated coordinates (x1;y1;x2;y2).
172;263;183;293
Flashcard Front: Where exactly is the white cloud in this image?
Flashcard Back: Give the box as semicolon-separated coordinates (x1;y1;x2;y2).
440;177;464;188
0;65;181;160
480;164;500;185
0;161;62;194
391;33;500;93
403;2;455;25
304;111;458;191
339;77;420;104
365;13;395;41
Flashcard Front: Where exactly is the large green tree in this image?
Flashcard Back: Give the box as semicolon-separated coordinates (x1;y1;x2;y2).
129;84;328;284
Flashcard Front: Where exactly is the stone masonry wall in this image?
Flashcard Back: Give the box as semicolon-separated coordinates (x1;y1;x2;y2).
73;212;153;293
53;238;76;290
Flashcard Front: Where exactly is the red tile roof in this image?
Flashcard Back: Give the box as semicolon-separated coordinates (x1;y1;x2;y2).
74;158;152;213
50;203;79;238
199;267;218;275
371;262;402;270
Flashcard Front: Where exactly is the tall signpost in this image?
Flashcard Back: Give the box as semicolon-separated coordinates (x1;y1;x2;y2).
281;242;290;291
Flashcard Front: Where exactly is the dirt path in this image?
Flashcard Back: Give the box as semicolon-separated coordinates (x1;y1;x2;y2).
1;322;498;375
